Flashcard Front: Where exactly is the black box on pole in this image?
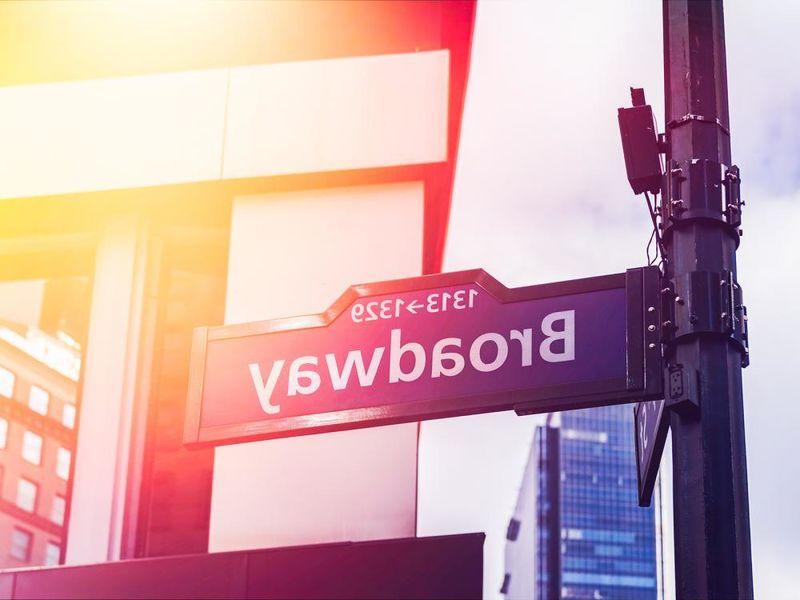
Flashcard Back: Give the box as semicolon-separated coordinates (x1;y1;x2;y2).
618;89;662;195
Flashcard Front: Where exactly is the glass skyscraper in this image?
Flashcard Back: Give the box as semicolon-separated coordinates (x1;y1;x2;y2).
501;405;658;600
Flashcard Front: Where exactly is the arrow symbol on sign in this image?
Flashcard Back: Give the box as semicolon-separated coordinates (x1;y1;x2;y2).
407;300;423;314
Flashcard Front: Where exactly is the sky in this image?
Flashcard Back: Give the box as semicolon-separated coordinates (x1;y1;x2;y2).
419;1;800;598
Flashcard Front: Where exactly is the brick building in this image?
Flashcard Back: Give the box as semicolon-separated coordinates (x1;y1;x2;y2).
0;319;78;568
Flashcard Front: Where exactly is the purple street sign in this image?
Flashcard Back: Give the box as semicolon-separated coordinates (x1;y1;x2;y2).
185;268;662;447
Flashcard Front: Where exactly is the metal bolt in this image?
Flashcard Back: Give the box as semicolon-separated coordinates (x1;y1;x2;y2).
648;343;656;350
675;296;684;305
721;312;728;320
647;306;656;313
648;325;656;332
661;287;671;296
662;320;672;328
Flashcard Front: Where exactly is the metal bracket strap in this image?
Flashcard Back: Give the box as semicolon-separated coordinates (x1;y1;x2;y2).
655;269;750;415
666;113;731;136
626;266;664;397
663;160;744;244
661;270;749;366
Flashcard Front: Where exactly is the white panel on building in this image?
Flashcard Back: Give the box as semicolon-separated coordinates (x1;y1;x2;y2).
219;50;448;179
0;70;228;199
209;181;424;552
0;51;448;201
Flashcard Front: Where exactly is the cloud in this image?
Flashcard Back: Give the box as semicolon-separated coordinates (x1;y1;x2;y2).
738;191;800;599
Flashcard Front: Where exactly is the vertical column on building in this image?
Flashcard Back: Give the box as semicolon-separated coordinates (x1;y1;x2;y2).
65;215;150;564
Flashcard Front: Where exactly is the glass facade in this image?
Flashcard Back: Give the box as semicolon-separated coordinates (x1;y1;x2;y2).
505;405;658;600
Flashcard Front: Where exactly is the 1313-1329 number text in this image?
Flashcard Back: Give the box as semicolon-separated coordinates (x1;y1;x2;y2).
351;288;478;323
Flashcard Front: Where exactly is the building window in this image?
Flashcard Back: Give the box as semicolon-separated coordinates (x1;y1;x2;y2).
16;478;37;513
56;447;71;480
0;366;14;398
0;418;7;449
500;573;511;595
9;528;32;562
28;385;50;416
22;431;43;465
44;541;61;566
50;495;66;526
506;518;521;541
62;403;76;429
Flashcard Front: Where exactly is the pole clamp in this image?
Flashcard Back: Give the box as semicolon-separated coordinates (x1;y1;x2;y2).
660;271;749;367
662;160;744;244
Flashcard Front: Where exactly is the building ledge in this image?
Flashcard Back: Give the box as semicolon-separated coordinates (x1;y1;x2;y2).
0;533;484;599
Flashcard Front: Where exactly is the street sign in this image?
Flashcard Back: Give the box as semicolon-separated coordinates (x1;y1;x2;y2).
184;267;662;447
634;399;670;507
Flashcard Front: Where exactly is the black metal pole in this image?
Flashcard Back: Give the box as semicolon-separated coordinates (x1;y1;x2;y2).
662;1;753;598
